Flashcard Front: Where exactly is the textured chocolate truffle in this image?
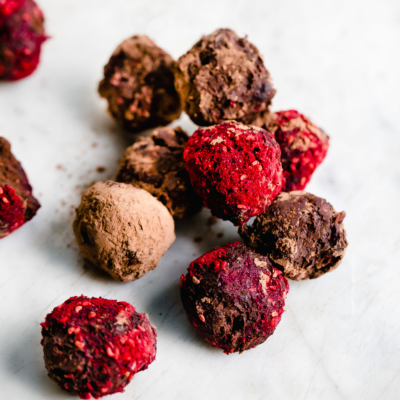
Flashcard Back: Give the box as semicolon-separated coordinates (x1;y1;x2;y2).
183;121;283;226
73;181;175;282
116;127;202;219
180;242;289;354
174;28;276;126
252;110;330;191
98;35;181;133
41;296;157;399
240;191;348;280
0;137;40;238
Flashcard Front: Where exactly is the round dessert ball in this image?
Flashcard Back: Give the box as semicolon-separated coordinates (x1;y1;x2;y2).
174;28;276;126
98;35;181;133
252;110;330;191
41;296;157;399
0;0;47;80
73;181;175;282
180;242;289;354
183;121;283;226
116;127;203;219
0;137;40;238
240;191;348;280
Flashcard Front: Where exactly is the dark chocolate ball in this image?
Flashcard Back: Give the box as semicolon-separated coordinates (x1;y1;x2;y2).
180;242;289;354
99;35;181;133
41;296;157;399
116;127;203;219
174;28;276;126
240;191;348;280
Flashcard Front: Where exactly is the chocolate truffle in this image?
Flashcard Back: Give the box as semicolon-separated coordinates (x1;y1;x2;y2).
0;0;47;80
183;121;283;226
41;296;157;399
240;191;348;280
98;35;181;133
180;242;289;354
252;110;330;191
0;137;40;238
174;28;276;126
116;127;202;219
73;181;175;282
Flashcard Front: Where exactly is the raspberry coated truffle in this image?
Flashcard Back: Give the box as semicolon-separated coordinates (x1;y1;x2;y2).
174;28;276;126
73;181;175;282
41;296;157;399
0;137;40;238
252;110;329;191
116;127;202;219
183;121;283;226
180;242;289;354
240;191;348;280
98;35;181;133
0;0;47;80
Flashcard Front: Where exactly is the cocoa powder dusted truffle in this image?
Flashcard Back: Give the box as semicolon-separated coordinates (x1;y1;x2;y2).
73;181;175;282
180;242;289;354
0;137;40;238
0;0;47;80
183;121;283;226
240;191;348;280
41;296;157;399
116;127;202;219
252;110;329;191
174;28;276;126
98;35;181;133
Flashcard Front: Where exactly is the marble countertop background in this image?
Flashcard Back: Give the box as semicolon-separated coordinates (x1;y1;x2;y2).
1;0;399;399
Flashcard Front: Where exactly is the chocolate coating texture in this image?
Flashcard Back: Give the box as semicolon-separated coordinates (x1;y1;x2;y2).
0;137;40;237
116;127;202;219
175;28;276;126
180;242;289;354
73;181;175;282
41;296;157;399
240;191;348;280
99;35;181;133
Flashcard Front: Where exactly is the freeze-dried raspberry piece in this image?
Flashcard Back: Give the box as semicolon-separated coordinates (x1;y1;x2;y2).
41;296;157;399
0;0;47;80
183;121;283;226
180;242;289;354
0;184;25;237
252;110;329;191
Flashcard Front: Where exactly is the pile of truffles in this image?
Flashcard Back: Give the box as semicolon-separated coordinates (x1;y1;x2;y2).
0;12;350;397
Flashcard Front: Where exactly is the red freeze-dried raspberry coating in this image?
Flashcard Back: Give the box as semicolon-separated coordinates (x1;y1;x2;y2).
0;184;25;237
0;0;47;80
260;110;329;191
41;296;157;399
183;121;283;226
180;242;289;354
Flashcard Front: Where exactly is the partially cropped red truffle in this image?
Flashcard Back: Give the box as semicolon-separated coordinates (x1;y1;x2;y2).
41;296;157;399
0;137;40;238
0;0;47;80
180;242;289;353
253;110;329;191
183;121;283;226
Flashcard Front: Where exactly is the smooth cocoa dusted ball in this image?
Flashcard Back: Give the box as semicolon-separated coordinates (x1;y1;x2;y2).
240;191;348;280
73;181;175;282
98;35;181;133
180;242;289;354
116;127;202;219
174;28;276;126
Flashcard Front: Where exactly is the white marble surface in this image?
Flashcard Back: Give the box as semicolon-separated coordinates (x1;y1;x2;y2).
1;0;400;399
